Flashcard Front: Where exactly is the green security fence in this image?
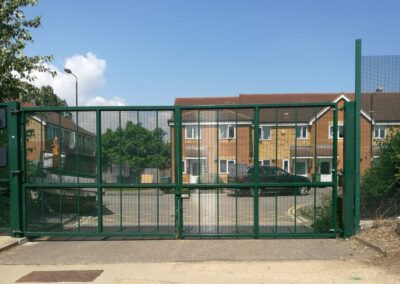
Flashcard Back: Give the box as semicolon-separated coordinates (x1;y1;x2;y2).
3;102;339;239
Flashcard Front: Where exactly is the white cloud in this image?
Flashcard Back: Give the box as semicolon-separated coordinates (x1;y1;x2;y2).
32;52;125;106
85;96;126;106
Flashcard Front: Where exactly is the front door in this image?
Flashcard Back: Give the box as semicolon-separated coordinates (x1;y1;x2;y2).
187;159;206;184
319;160;332;182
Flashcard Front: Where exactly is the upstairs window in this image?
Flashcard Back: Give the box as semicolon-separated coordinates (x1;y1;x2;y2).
259;126;271;140
296;126;308;139
329;125;344;139
219;124;235;139
185;125;200;139
374;126;386;139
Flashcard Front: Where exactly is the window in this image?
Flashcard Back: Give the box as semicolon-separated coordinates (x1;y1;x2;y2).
48;126;55;140
219;159;235;174
296;126;308;139
182;160;186;174
329;124;344;139
374;126;386;139
294;161;307;176
219;125;235;139
258;160;271;166
185;125;200;139
259;126;271;140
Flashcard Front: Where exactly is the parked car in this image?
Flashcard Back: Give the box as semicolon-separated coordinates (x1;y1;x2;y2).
228;165;311;196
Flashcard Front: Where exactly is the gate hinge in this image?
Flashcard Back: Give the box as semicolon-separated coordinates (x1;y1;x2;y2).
11;170;22;176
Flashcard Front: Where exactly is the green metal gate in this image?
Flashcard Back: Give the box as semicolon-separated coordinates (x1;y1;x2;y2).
0;103;10;233
10;102;339;238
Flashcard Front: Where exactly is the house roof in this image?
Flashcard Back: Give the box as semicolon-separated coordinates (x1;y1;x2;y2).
175;92;400;123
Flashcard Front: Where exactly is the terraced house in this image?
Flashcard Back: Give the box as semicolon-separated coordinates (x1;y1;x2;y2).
175;92;400;184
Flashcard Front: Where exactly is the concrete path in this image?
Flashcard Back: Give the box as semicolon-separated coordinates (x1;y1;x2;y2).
0;239;374;265
0;261;398;284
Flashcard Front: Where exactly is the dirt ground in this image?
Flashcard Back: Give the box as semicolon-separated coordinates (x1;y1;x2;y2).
353;218;400;276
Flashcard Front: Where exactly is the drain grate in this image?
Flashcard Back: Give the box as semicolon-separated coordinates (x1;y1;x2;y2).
16;270;103;282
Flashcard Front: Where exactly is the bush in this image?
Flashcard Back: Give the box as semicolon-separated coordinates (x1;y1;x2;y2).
361;130;400;218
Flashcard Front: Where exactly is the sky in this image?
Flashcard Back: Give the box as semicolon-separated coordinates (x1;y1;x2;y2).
24;0;400;106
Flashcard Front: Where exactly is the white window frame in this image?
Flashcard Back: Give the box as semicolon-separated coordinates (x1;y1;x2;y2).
329;124;344;139
296;126;308;139
259;160;271;166
283;159;290;173
219;124;236;139
185;125;200;139
219;159;235;174
259;126;271;140
373;125;386;139
182;160;186;174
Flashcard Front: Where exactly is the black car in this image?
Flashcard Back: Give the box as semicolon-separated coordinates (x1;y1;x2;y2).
228;165;311;196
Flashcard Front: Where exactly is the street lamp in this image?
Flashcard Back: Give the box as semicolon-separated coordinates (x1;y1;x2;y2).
64;68;78;107
370;87;383;161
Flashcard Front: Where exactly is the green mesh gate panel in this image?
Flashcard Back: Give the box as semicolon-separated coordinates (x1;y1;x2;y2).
21;103;338;238
0;105;10;233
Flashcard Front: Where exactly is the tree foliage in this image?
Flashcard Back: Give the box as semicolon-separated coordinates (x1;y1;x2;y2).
361;129;400;218
102;122;171;176
0;0;65;106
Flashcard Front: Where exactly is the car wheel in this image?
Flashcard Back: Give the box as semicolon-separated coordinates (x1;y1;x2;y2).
298;187;309;195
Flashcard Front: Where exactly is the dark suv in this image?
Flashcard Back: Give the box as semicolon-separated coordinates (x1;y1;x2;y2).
228;165;310;196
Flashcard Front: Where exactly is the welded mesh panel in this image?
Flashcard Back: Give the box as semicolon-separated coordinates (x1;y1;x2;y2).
181;108;254;185
26;188;98;232
361;56;400;172
102;188;175;233
101;110;173;184
258;187;333;234
25;111;97;184
182;188;253;235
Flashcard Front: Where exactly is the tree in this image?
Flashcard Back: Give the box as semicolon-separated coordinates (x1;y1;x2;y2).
0;0;59;104
24;85;67;106
361;129;400;218
102;122;171;182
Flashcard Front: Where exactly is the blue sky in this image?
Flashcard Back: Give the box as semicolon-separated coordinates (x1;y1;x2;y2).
25;0;400;106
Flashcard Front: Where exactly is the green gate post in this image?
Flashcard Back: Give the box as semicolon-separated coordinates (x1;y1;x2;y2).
343;102;356;237
174;107;183;238
354;39;362;233
7;102;23;237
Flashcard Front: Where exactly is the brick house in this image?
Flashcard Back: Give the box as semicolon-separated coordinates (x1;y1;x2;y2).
175;93;400;184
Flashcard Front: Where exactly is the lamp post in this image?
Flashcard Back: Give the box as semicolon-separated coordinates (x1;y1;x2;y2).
64;68;78;107
370;87;383;161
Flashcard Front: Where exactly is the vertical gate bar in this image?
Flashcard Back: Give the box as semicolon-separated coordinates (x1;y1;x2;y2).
313;110;318;231
137;112;140;232
197;109;201;233
294;108;298;234
8;102;22;237
216;110;219;234
119;111;122;232
275;108;278;232
197;109;200;184
60;188;63;231
96;109;103;233
332;105;339;233
77;188;80;232
235;110;238;234
253;106;259;238
354;39;362;233
76;111;79;184
41;187;44;231
58;113;62;184
40;112;44;185
21;111;27;232
156;111;159;232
